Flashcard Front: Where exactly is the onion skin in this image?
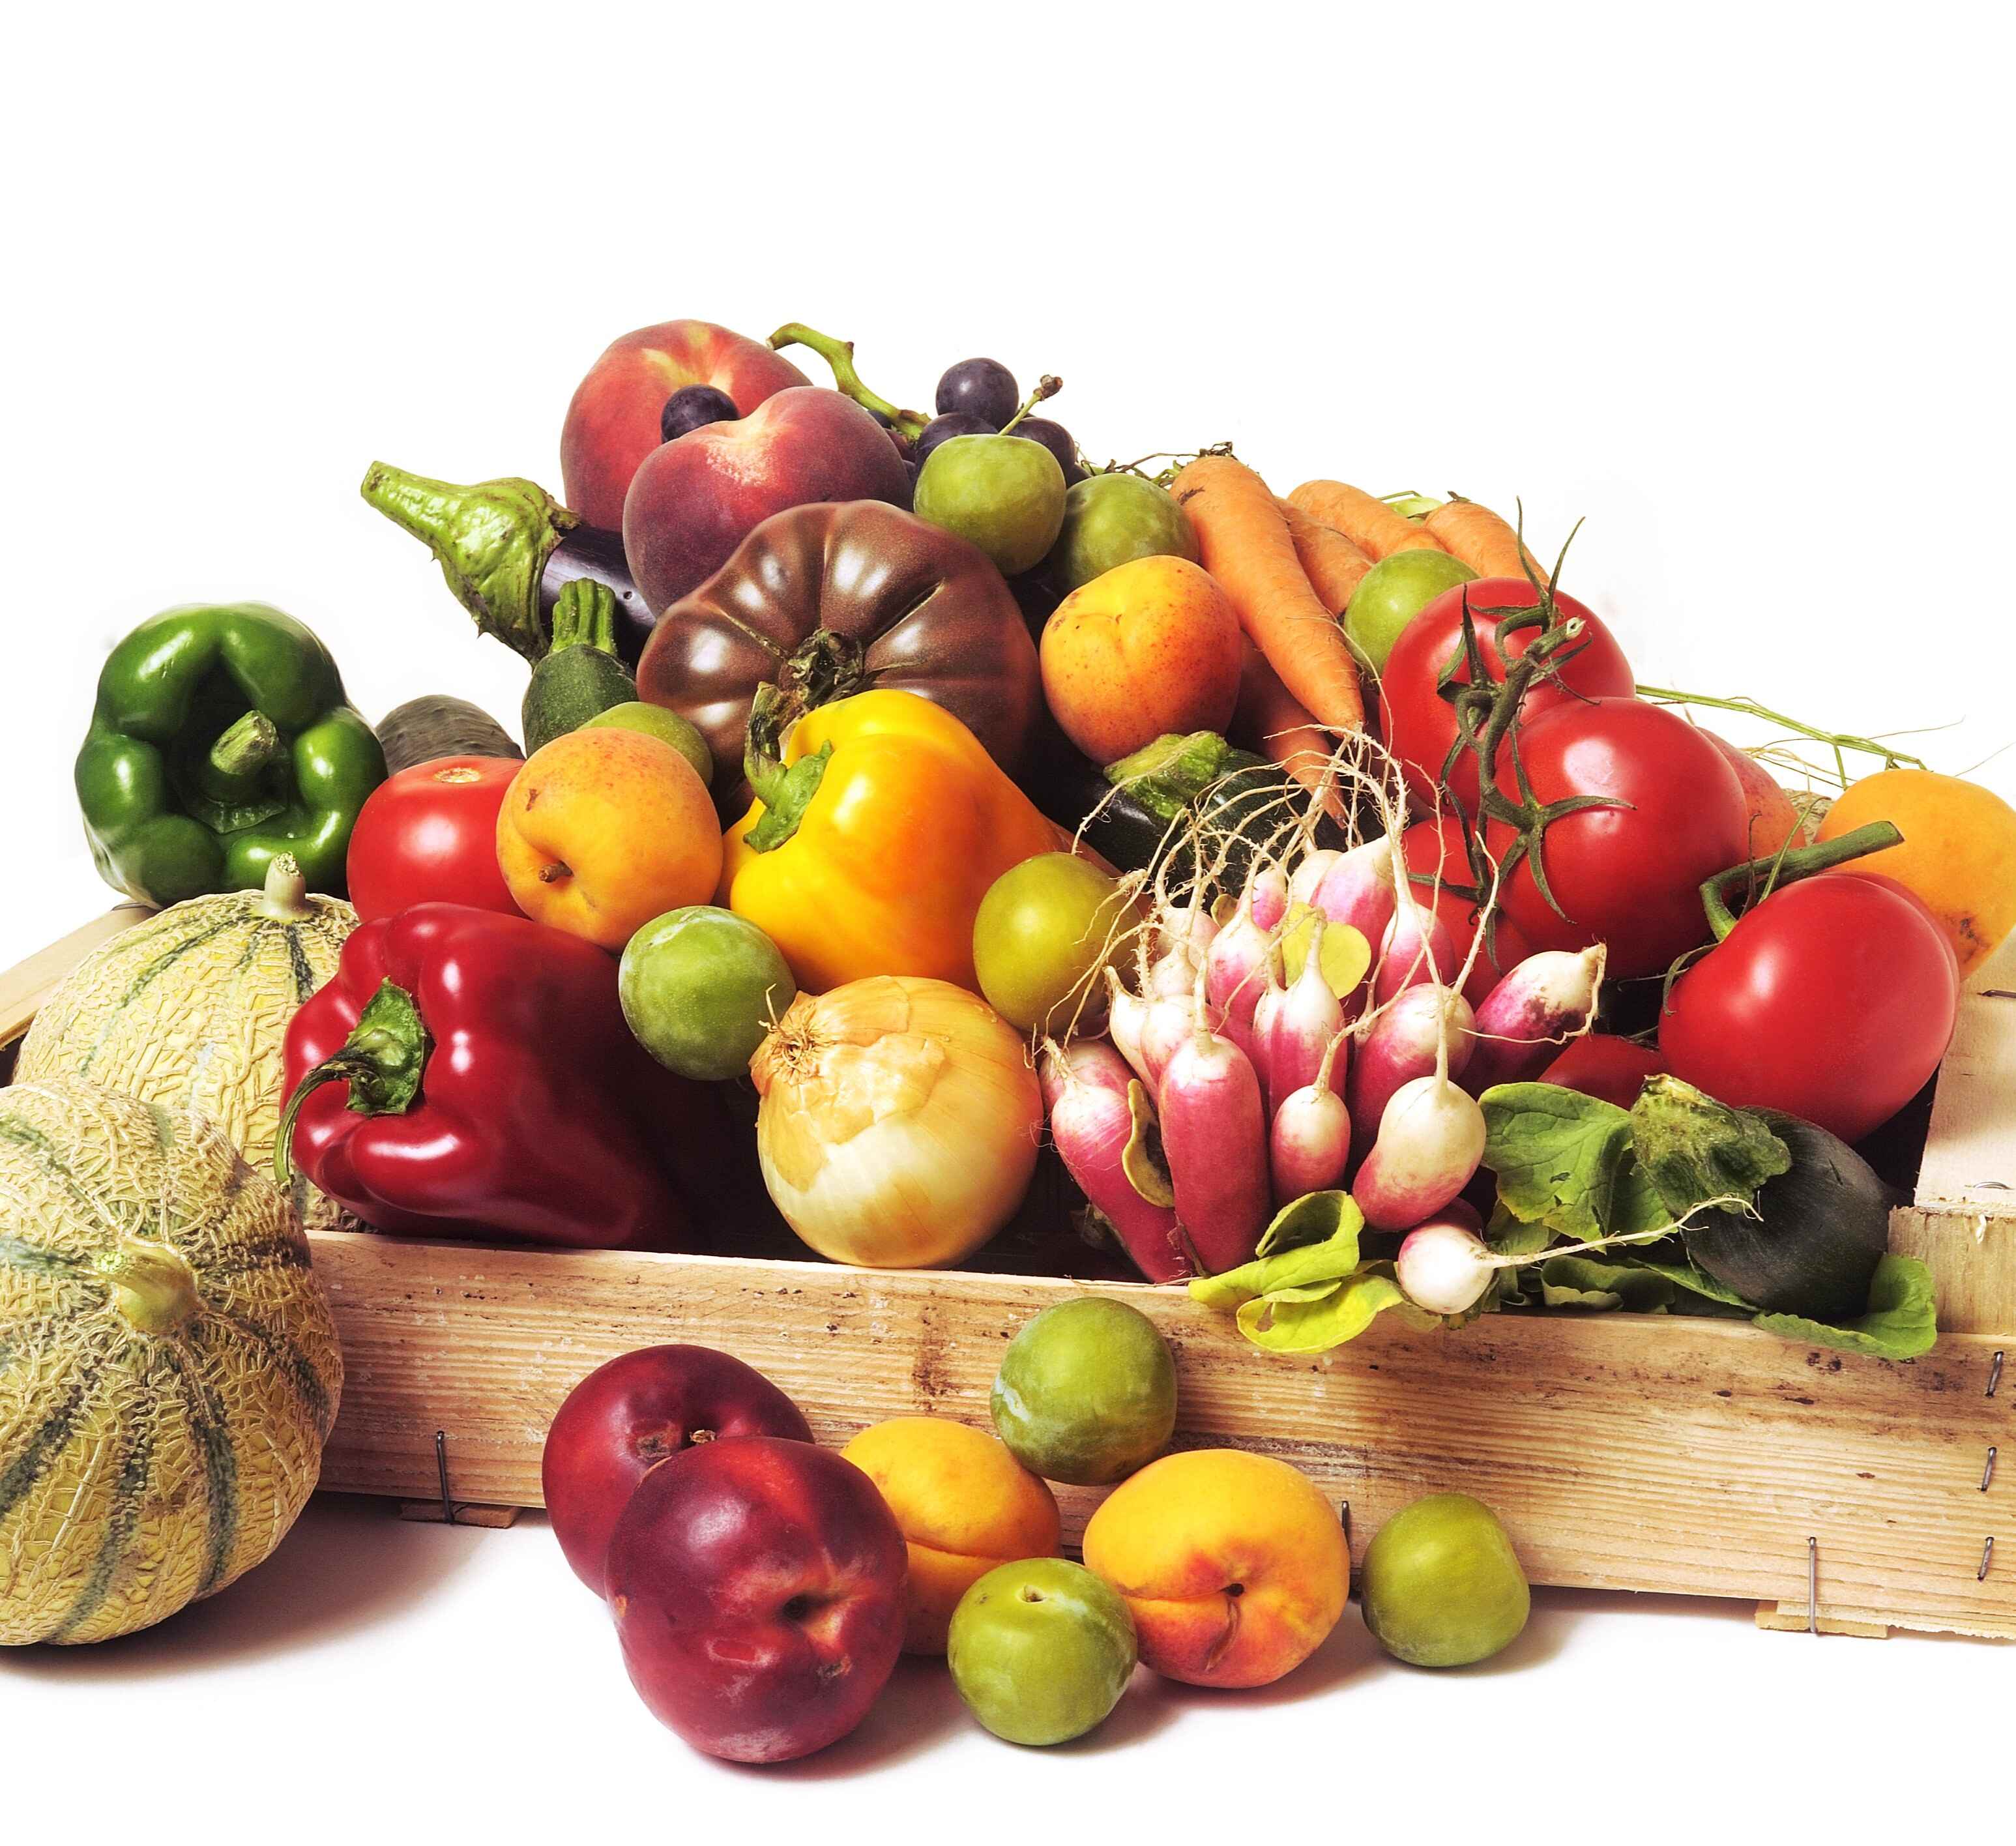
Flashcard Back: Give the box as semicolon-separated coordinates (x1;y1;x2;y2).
1460;946;1605;1095
1040;1042;1192;1283
751;976;1041;1268
1349;987;1474;1154
1352;1075;1487;1233
1160;1025;1270;1272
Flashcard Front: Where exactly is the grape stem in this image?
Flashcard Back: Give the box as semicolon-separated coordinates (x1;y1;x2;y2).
767;323;929;441
997;374;1062;437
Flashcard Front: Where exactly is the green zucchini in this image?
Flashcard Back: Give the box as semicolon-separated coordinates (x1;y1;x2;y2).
523;579;637;754
376;696;522;774
1107;731;1351;895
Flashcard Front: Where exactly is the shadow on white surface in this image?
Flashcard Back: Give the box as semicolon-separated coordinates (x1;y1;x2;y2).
0;1494;478;1680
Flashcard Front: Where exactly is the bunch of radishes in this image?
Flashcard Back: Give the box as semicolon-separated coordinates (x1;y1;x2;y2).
1042;784;1607;1311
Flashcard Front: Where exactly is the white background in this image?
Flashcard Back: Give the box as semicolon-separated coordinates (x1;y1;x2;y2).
3;3;2010;1838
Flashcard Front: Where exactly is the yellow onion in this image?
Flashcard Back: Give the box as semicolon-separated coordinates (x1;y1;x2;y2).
751;975;1043;1268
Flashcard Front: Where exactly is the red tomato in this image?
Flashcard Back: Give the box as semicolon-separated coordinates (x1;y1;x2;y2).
1659;873;1959;1143
1482;697;1749;982
345;756;523;924
1539;1036;1669;1111
1379;578;1635;813
1400;815;1534;1009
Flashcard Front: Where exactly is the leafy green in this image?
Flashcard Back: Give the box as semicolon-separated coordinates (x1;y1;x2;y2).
1628;1077;1791;1218
1234;1265;1418;1353
1480;1084;1669;1242
1537;1255;1678;1313
1753;1255;1938;1360
1483;1198;1554;1260
1627;1252;1755;1310
1188;1192;1363;1312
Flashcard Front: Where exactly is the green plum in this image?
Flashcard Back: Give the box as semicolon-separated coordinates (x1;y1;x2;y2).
1344;550;1477;673
583;701;714;785
972;851;1143;1035
1359;1491;1530;1667
1046;473;1198;594
991;1297;1176;1486
618;906;796;1082
913;433;1066;577
948;1558;1137;1746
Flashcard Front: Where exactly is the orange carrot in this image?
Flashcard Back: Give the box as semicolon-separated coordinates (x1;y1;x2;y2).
1170;454;1365;732
1275;499;1373;614
1287;480;1444;560
1423;495;1549;584
1233;639;1348;822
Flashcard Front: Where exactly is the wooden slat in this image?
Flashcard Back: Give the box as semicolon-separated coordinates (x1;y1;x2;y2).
308;1231;2016;1640
0;905;151;1051
1915;931;2016;1213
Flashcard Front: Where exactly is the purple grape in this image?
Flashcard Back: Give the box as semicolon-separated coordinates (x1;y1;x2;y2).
660;384;739;443
913;411;993;468
935;357;1019;430
1011;416;1085;484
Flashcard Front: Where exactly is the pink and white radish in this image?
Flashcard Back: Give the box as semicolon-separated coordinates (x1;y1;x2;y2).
1372;903;1456;1006
1041;1042;1193;1283
1306;836;1399;952
1248;862;1290;932
1138;992;1195;1091
1395;1205;1498;1315
1160;1023;1271;1273
1287;847;1343;911
1269;1029;1352;1204
1103;971;1153;1088
1459;945;1607;1095
1147;903;1220;998
1205;866;1283;1061
1348;984;1474;1153
1257;917;1346;1117
1352;1072;1487;1231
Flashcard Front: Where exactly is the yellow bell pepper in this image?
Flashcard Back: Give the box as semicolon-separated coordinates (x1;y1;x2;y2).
722;687;1059;993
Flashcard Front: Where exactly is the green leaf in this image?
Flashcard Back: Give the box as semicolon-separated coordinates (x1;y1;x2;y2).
1481;1084;1669;1242
1753;1255;1939;1360
1537;1255;1676;1313
1627;1253;1755;1309
1189;1194;1364;1311
1628;1076;1791;1219
1483;1198;1554;1259
1233;1263;1414;1353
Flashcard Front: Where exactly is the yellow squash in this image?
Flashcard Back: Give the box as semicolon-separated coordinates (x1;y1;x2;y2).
722;688;1057;993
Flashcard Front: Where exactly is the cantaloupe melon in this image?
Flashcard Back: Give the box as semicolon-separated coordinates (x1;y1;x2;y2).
16;855;356;1229
0;1076;342;1645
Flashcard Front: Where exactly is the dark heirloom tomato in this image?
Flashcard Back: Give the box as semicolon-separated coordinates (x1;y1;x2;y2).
343;755;521;924
1483;697;1749;982
1660;873;1959;1144
635;499;1041;811
1379;578;1635;813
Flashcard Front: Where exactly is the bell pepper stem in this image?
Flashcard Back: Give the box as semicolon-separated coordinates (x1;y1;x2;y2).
1697;819;1905;941
195;711;282;803
272;980;431;1186
359;462;577;664
742;682;832;854
767;323;929;442
99;1237;204;1336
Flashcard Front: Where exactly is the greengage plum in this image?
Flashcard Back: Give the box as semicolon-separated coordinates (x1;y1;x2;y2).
991;1297;1176;1486
948;1558;1137;1746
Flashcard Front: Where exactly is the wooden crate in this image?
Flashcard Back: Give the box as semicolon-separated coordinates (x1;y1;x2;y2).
5;912;2012;1640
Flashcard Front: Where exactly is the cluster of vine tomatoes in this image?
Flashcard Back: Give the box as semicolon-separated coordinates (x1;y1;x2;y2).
1373;577;1962;1145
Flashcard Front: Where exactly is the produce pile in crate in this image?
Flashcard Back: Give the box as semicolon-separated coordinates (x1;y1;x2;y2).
5;317;2015;1753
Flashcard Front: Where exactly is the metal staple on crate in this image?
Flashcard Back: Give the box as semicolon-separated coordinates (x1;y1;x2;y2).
1806;1535;1819;1635
435;1428;459;1527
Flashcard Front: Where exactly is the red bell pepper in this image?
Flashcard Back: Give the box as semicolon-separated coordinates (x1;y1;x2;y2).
278;903;705;1250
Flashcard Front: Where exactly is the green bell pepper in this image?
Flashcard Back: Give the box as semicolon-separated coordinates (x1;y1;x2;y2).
76;602;387;906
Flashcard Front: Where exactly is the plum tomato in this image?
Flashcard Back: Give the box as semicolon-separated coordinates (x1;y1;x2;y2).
1482;697;1749;982
1538;1035;1669;1111
1379;578;1635;814
1659;872;1959;1144
1401;815;1534;1009
344;755;522;924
